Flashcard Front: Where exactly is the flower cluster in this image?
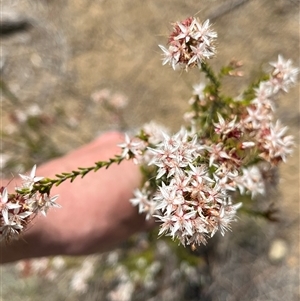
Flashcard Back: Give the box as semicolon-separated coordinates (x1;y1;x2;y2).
123;125;243;247
0;165;60;242
239;56;297;165
159;17;217;70
117;17;298;248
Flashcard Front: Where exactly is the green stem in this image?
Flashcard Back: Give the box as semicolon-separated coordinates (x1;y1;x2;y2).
200;61;220;92
28;155;125;195
198;62;223;137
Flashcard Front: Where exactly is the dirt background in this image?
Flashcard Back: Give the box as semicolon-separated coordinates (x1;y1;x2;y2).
1;0;299;300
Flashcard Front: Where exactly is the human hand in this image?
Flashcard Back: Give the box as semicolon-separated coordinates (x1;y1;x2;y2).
1;132;154;263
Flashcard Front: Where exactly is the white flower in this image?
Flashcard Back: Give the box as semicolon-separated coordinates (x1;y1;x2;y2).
154;182;185;216
191;82;206;99
27;194;61;216
205;143;231;167
174;20;195;42
142;121;168;145
188;43;214;65
217;201;242;236
40;194;61;216
169;171;191;195
236;166;266;197
0;218;23;241
252;81;275;110
243;106;271;130
214;164;239;192
158;44;179;70
0;187;21;223
269;55;299;93
213;113;238;136
261;120;294;163
154;214;172;237
118;134;146;163
171;206;196;237
193;19;218;44
204;184;227;204
19;165;44;191
159;17;217;70
130;188;156;220
149;129;198;178
8;207;32;227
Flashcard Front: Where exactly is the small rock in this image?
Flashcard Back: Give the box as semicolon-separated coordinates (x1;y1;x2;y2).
268;238;288;262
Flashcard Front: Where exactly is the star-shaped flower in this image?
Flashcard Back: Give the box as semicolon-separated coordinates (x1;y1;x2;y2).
0;188;21;223
19;165;44;191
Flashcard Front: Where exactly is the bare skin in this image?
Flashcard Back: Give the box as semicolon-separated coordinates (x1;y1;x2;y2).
0;132;154;264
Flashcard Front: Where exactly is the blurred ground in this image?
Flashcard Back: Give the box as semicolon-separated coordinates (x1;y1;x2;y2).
1;0;299;300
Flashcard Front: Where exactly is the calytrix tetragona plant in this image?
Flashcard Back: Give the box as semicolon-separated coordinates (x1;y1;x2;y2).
1;17;298;248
